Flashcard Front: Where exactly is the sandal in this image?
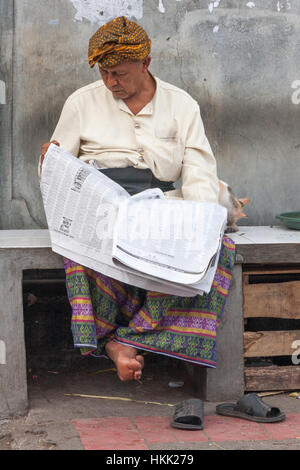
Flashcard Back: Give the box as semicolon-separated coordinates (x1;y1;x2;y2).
171;398;204;430
216;393;285;423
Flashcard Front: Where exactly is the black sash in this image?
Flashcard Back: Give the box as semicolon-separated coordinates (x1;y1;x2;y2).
98;167;175;196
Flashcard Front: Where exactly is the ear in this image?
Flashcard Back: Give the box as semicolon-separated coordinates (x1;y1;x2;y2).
142;56;151;72
239;198;250;207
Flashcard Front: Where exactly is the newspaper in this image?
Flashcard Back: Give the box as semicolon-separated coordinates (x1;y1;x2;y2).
40;144;227;296
112;196;226;285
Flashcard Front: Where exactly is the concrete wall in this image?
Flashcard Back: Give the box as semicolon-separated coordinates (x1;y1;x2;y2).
1;0;300;229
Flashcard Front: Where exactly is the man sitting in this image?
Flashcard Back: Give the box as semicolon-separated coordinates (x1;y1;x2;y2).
40;16;235;382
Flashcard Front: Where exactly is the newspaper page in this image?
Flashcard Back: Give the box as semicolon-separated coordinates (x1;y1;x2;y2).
40;144;213;296
112;197;227;285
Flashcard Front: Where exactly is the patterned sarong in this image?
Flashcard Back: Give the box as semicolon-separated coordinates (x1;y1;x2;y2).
64;236;235;368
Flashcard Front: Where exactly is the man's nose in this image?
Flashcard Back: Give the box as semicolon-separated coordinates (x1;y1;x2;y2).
107;73;118;88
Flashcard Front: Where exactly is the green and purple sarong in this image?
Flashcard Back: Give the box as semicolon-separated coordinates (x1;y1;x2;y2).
63;236;235;368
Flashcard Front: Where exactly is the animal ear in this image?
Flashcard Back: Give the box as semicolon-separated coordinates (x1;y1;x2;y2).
239;198;250;207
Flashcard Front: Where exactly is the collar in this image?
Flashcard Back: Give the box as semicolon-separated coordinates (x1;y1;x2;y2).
115;74;158;116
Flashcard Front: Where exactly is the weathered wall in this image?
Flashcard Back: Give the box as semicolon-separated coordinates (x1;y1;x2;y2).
1;0;300;228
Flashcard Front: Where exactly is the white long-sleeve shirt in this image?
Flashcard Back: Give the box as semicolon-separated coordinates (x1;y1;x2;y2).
49;76;219;202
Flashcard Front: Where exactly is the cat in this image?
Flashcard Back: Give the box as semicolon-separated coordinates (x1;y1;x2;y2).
218;180;250;233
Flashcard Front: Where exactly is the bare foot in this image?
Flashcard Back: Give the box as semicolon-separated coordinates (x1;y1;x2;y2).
105;340;144;381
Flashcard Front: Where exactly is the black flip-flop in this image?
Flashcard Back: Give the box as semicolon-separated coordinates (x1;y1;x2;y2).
216;393;285;423
171;398;204;430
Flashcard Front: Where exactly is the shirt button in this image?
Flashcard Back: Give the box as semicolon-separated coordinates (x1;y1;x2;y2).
134;123;141;129
138;156;144;161
138;148;144;154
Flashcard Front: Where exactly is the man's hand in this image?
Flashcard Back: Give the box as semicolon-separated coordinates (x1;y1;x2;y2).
40;140;60;169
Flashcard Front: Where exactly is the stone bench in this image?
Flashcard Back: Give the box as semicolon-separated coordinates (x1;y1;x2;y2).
0;227;299;418
0;230;63;418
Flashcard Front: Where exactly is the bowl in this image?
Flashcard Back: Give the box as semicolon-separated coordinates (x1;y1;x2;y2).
276;212;300;230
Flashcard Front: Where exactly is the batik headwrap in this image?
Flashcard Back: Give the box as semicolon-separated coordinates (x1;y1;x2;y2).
88;16;151;69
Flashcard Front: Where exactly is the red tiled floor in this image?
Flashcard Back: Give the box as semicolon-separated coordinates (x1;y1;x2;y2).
203;415;270;442
72;413;300;450
133;416;178;444
73;417;148;450
261;413;300;441
169;427;208;443
133;416;208;443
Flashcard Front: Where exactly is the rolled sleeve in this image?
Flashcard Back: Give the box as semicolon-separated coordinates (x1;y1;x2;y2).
50;98;81;157
181;103;219;203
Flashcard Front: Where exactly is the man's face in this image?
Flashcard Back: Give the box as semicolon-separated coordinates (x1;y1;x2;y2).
99;59;150;100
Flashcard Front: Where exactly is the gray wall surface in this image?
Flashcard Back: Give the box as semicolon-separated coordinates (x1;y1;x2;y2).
0;0;299;229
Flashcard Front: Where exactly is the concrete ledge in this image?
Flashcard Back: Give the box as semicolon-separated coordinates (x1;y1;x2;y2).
0;229;52;248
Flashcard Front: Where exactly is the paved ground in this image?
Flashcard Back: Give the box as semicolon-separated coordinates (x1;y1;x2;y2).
1;355;300;451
